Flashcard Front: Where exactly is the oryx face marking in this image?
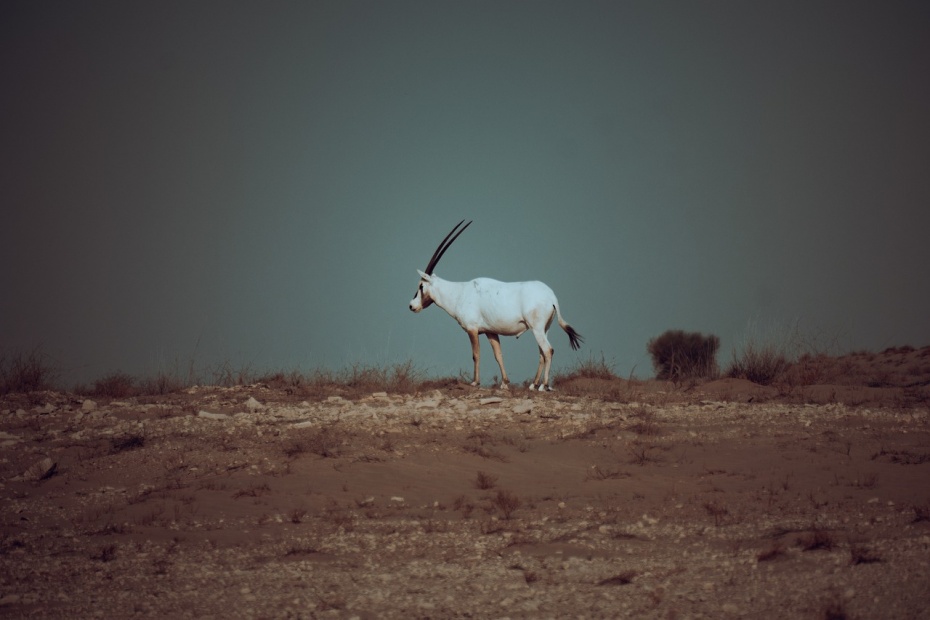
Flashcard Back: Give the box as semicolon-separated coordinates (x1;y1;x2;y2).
409;279;433;312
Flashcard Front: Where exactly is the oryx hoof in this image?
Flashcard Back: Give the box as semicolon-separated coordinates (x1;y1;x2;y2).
470;381;479;388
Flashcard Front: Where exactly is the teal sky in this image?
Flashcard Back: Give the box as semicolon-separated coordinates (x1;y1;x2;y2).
3;1;929;385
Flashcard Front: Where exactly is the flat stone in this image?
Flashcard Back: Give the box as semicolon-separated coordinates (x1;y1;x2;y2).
480;397;504;406
197;410;229;420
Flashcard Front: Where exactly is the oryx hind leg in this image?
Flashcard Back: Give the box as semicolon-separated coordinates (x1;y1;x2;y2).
530;328;554;391
531;348;545;390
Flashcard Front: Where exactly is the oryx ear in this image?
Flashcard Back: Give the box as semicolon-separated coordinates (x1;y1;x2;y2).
417;269;432;281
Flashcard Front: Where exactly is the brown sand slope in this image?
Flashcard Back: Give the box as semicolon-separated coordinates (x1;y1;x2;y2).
1;354;929;618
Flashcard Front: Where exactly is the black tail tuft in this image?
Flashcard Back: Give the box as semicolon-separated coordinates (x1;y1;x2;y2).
565;325;583;351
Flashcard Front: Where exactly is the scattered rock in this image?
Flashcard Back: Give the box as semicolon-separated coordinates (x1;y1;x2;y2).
512;400;534;415
0;431;21;447
480;397;504;406
81;399;97;413
197;410;229;420
245;397;263;412
23;457;57;481
35;403;56;415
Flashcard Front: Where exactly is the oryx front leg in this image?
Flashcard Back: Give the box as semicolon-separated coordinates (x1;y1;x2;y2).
486;333;509;389
468;330;481;387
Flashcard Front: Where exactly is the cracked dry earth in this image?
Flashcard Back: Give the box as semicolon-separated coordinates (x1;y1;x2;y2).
1;384;929;619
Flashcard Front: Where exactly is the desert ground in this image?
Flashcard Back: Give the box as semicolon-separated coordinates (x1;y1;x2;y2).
2;348;929;619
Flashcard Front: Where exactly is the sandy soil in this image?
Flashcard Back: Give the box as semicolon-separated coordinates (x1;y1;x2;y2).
2;351;930;618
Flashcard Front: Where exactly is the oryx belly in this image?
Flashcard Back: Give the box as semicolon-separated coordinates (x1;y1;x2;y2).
460;278;556;336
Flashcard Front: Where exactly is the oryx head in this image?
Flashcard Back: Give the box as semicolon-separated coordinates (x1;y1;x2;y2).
409;220;472;312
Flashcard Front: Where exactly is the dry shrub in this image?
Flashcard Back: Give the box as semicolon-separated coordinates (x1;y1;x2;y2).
110;433;145;454
756;543;786;562
138;371;186;395
597;570;636;586
647;330;719;381
474;470;498;490
798;528;835;551
492;489;521;520
726;340;791;385
91;372;137;398
0;348;58;394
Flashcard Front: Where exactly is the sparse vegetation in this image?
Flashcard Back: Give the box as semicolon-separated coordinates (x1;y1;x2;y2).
90;371;137;398
3;345;930;617
474;470;498;490
110;432;146;454
727;340;791;385
756;543;786;562
491;489;521;520
647;330;719;381
799;527;835;552
0;348;58;394
597;570;636;586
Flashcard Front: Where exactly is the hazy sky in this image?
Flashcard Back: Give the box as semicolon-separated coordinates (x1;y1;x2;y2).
3;1;929;386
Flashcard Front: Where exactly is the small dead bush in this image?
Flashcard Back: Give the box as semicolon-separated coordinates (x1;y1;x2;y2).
138;371;186;395
703;500;729;526
110;433;145;454
0;348;58;394
91;372;137;398
474;470;498;490
849;544;881;565
597;570;636;586
727;341;791;385
756;543;786;562
92;544;118;563
799;528;835;552
453;495;476;519
647;330;719;381
492;489;522;520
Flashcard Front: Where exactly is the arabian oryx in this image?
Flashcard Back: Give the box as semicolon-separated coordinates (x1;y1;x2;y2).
409;220;582;391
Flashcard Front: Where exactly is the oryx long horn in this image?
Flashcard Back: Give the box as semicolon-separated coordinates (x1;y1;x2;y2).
424;220;472;275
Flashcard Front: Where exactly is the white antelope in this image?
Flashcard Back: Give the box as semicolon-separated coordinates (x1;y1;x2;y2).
409;220;583;391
